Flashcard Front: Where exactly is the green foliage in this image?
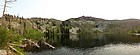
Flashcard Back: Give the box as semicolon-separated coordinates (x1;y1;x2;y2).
0;27;22;49
93;30;101;33
0;27;9;48
14;46;26;55
128;27;140;34
24;28;44;40
136;28;140;33
60;24;72;35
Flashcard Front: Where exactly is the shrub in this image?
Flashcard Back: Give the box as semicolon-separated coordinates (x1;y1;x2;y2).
24;28;44;40
0;27;9;47
0;26;22;48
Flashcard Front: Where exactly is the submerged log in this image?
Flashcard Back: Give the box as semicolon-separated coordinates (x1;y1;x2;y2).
44;42;55;49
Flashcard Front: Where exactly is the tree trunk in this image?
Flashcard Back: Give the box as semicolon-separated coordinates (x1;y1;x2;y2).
2;0;7;25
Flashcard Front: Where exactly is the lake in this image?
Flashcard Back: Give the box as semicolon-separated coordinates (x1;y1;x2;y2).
27;34;140;55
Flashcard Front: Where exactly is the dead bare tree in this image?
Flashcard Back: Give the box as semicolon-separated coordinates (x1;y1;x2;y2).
1;0;16;25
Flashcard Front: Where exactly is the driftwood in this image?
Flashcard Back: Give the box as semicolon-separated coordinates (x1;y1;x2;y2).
44;42;55;49
23;39;55;49
9;45;24;55
22;39;40;48
8;43;27;48
28;39;40;48
6;38;55;55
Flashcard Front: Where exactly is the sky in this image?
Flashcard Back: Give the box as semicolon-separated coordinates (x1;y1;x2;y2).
0;0;140;20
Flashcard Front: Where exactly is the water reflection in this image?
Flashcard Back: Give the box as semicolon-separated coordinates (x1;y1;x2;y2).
69;34;79;41
61;34;140;48
87;44;140;55
27;34;140;55
27;44;140;55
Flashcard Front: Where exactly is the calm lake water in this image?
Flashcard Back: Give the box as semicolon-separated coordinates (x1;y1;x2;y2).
27;34;140;55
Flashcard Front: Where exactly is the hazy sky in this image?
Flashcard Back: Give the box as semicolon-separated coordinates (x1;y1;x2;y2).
0;0;140;20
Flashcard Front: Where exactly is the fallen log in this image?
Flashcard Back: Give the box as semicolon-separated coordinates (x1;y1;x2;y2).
8;43;27;48
9;45;24;55
28;39;40;48
44;42;55;49
22;39;40;48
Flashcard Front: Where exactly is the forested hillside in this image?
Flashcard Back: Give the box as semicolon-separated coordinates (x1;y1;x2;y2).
0;14;140;54
62;16;140;34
